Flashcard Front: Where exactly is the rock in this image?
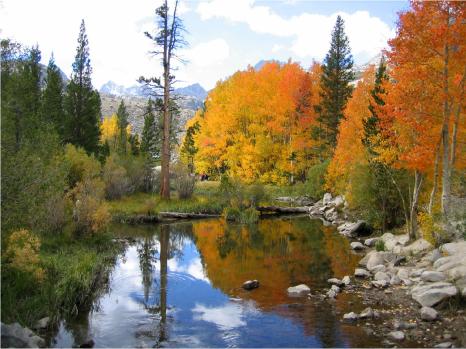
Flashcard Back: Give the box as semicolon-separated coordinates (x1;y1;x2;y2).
434;255;466;274
410;268;425;277
343;312;359;321
388;330;405;341
370;264;386;274
371;280;388;288
402;238;433;255
33;317;50;330
440;241;466;256
390;274;402;286
342;275;351;286
242;280;260;290
347;220;372;236
1;322;45;348
359;307;374;319
364;237;381;247
287;284;310;296
323;193;332;205
421;271;446;282
354;268;371;278
333;195;345;208
327;278;343;286
402;278;413;286
382;233;409;251
420;306;438;321
367;253;386;270
434;342;452;348
397;268;410;280
374;271;390;282
425;249;442;263
326;289;337;299
393;320;416;330
411;281;458;307
351;241;365;250
79;339;95;348
358;250;376;267
330;285;341;293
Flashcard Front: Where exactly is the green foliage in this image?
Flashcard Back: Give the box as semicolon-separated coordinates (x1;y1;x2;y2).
103;155;130;200
63;144;101;188
304;160;329;200
173;162;196;199
140;98;161;163
375;239;385;252
314;16;354;155
180;121;200;173
116;100;129;155
63;20;101;155
247;183;268;207
223;207;259;224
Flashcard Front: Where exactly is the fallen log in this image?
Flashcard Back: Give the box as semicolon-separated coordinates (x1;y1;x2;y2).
158;212;221;219
256;206;310;214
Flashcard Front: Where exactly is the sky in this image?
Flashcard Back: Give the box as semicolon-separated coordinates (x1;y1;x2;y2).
0;0;409;91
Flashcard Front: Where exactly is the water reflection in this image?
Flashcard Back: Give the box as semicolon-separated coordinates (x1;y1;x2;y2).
52;216;382;348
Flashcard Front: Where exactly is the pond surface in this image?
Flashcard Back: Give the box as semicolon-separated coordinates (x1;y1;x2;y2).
51;216;383;348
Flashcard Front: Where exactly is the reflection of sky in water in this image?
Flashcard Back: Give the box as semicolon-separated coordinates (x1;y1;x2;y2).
53;220;380;348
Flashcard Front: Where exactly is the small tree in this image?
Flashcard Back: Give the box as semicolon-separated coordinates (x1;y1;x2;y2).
116;100;129;155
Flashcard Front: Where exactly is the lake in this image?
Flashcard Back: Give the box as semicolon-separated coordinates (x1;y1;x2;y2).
50;216;383;348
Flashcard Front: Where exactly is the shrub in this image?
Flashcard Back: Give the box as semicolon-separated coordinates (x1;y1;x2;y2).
68;178;110;235
305;160;329;200
5;229;45;281
103;155;130;200
63;144;101;188
418;211;436;246
375;239;385;252
223;207;259;224
173;162;196;199
247;184;267;207
223;207;241;221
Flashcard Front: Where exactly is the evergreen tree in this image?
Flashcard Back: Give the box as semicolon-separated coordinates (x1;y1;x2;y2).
180;121;199;173
63;19;101;154
315;15;354;156
41;53;65;138
116;100;129;155
140;98;161;163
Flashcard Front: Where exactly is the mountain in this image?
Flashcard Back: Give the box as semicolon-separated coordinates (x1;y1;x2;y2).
174;83;207;100
39;63;69;87
253;59;285;71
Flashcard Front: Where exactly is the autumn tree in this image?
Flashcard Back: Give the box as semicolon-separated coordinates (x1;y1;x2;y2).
64;20;101;155
314;15;354;157
139;0;186;199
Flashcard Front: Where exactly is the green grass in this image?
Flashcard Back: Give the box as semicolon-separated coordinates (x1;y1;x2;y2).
1;232;121;328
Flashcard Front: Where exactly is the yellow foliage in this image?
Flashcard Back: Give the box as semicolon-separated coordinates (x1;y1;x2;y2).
100;114;132;150
6;229;45;281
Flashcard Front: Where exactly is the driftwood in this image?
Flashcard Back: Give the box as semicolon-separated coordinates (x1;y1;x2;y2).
158;212;220;219
256;206;310;214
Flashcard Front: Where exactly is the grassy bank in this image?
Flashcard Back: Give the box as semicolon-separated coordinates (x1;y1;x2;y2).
1;232;122;328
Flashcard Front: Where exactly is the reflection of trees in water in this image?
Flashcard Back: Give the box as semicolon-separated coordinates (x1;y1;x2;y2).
137;236;158;304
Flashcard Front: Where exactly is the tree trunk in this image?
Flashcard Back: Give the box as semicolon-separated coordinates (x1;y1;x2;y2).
450;67;465;167
440;14;451;218
428;140;441;215
160;0;171;199
409;170;423;241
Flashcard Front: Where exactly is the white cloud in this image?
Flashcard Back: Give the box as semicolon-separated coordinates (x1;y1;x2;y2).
192;302;246;329
184;39;230;67
196;0;395;61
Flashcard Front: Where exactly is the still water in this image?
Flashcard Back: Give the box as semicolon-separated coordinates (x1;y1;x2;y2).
52;216;382;348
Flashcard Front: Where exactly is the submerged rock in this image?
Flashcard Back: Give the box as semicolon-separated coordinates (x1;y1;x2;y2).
287;284;310;296
242;280;260;290
1;322;45;348
411;281;458;307
420;306;438;321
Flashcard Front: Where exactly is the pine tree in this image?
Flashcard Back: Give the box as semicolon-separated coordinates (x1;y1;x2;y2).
140;98;161;163
63;20;101;154
116;100;129;155
315;15;354;156
180;121;199;173
41;53;65;138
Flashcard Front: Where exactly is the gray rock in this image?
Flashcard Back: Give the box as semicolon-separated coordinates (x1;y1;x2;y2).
426;249;442;263
1;322;45;348
326;289;337;299
364;237;381;247
323;193;332;205
439;241;466;256
359;307;374;319
330;285;341;293
393;320;417;330
374;271;390;282
388;330;405;341
421;271;446;282
287;284;310;296
410;268;425;278
367;253;386;270
411;281;458;307
402;278;413;286
402;238;433;255
333;195;345;208
371;280;388;288
342;275;351;286
242;280;259;290
33;317;50;330
420;306;438;321
390;274;402;286
434;342;452;348
370;264;386;274
343;312;359;321
397;268;410;280
351;241;365;250
354;268;371;278
327;278;343;286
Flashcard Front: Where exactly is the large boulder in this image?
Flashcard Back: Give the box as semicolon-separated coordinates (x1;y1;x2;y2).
382;233;409;252
374;271;390;282
364;237;381;247
402;239;433;255
333;195;345;208
323;193;333;205
420;306;438;321
421;271;446;282
287;284;310;296
1;322;45;348
439;241;466;256
411;282;458;307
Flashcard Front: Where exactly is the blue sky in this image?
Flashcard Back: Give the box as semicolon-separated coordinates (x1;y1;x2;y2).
1;0;409;90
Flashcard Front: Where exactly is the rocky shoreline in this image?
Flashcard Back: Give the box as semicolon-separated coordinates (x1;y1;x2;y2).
305;192;466;348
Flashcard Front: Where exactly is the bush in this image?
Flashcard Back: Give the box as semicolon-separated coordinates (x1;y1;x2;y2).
103;155;130;200
247;184;267;207
223;207;241;221
305;160;329;200
418;211;436;246
68;178;110;235
63;144;101;188
375;239;385;252
173;162;195;199
5;229;44;281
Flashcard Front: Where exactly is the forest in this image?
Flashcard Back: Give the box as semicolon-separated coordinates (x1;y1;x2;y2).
1;0;465;348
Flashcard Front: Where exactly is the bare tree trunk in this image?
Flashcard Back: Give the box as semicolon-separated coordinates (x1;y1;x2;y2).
409;170;423;241
428;140;441;215
450;66;465;167
441;14;451;218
